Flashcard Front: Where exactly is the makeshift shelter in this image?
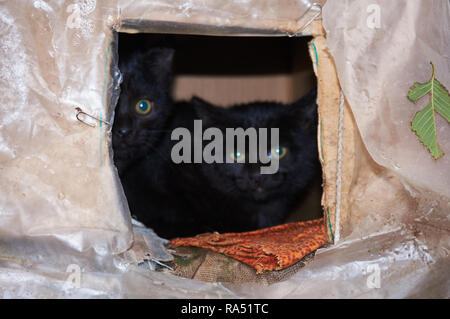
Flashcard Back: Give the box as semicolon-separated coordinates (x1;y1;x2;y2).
0;0;448;298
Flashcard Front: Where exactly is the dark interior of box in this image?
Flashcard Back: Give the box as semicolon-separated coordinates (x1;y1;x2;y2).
115;33;323;237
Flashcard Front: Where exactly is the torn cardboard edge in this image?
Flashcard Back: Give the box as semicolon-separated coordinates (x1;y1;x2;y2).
308;19;357;243
123;17;376;276
124;19;344;273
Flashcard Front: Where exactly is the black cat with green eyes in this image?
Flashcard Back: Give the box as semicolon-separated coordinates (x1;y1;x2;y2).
113;44;320;239
171;92;320;235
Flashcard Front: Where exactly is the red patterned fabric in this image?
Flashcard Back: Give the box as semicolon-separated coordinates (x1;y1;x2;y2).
170;218;327;274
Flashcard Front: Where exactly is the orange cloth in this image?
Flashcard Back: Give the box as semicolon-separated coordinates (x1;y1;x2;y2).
170;218;327;274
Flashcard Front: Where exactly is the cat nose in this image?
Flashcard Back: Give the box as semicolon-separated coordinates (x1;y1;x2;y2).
248;170;263;187
115;128;130;138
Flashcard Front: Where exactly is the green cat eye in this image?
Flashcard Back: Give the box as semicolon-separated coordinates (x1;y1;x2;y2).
135;99;152;115
230;150;245;163
269;146;287;159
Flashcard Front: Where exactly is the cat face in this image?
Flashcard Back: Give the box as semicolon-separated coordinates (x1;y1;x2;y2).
191;90;318;202
112;47;175;174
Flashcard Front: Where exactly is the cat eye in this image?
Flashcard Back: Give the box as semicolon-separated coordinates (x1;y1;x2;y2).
268;146;287;159
230;150;246;163
135;99;152;115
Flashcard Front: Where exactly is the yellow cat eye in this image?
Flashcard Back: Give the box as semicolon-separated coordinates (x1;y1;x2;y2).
230;150;246;163
269;146;287;159
135;99;152;115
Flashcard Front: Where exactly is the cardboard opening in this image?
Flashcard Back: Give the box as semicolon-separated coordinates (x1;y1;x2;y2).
171;35;316;105
114;32;323;245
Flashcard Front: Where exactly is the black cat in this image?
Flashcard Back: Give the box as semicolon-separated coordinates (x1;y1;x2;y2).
168;89;320;235
121;100;204;239
112;46;189;237
112;47;175;176
112;44;319;238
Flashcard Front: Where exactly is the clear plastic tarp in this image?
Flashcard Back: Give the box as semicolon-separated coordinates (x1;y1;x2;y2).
0;0;448;298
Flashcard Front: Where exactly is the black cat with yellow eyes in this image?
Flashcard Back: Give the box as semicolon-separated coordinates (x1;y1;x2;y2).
112;45;193;236
112;47;174;175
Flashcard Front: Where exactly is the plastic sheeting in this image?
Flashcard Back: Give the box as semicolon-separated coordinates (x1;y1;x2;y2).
0;1;133;255
0;0;322;257
323;0;450;199
0;0;449;298
1;217;448;298
118;0;324;35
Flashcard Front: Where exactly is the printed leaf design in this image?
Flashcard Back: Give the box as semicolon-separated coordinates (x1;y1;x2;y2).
408;62;450;159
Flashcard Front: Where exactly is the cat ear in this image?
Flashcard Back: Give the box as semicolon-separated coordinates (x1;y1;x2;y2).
190;96;226;125
147;47;175;69
288;88;318;134
144;47;175;89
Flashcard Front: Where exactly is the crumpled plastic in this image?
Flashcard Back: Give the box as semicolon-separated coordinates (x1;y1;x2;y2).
322;0;450;199
0;0;448;298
